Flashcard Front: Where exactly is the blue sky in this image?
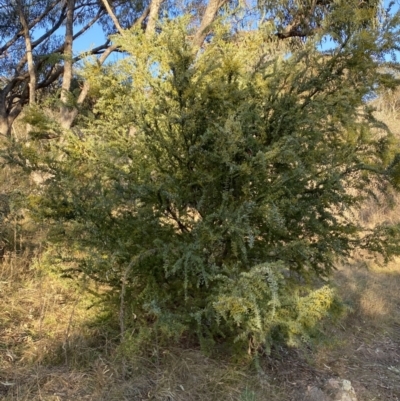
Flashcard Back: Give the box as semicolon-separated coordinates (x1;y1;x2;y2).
74;25;107;54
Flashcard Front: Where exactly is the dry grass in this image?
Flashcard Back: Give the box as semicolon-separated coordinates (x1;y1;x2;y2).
2;246;400;401
373;92;400;138
0;251;275;401
310;259;400;401
0;252;100;400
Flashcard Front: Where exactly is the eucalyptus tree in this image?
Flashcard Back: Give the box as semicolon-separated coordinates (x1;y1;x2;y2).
0;0;243;136
0;0;109;136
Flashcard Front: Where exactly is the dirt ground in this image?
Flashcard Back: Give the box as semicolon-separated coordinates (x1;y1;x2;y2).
259;260;400;401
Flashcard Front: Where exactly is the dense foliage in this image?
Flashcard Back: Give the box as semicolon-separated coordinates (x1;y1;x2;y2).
10;2;400;354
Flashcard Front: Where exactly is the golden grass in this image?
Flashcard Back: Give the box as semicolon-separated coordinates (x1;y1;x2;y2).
0;252;271;401
310;259;400;400
2;246;400;400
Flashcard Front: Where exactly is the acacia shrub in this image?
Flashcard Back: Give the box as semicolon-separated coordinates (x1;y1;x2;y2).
26;15;400;353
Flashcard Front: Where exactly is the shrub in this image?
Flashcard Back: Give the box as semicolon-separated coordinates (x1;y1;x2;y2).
24;15;400;354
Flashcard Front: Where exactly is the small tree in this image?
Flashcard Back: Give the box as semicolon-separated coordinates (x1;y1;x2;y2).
26;7;400;354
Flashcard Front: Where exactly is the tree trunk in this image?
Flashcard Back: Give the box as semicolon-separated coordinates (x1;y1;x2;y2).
0;117;10;137
0;92;11;137
16;0;36;105
59;0;75;129
193;0;226;47
146;0;164;36
0;106;21;138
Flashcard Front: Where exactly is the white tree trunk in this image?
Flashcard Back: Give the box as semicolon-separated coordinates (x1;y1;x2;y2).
193;0;226;47
16;0;36;106
146;0;164;36
59;0;76;129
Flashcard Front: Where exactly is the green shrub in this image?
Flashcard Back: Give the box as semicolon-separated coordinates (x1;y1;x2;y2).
24;14;400;355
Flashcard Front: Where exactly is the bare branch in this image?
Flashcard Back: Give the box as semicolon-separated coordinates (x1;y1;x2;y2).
193;0;227;47
16;0;36;104
31;5;68;47
146;0;164;36
37;66;64;90
72;10;105;39
60;0;76;129
96;43;117;65
77;5;153;111
35;41;110;91
0;0;60;56
100;0;125;35
8;5;99;81
137;5;150;28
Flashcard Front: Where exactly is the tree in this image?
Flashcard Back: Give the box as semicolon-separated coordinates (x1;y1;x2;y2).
19;3;400;353
0;0;109;136
0;0;231;137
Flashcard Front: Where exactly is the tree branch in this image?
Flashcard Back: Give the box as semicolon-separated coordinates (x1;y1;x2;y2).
100;0;125;35
193;0;227;47
0;0;60;56
146;0;164;36
137;5;150;28
31;4;68;47
64;2;151;124
72;10;105;39
16;0;36;105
